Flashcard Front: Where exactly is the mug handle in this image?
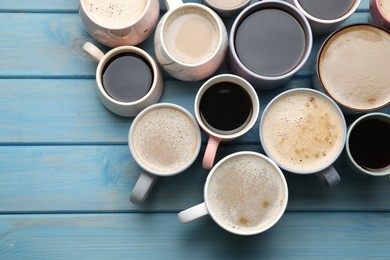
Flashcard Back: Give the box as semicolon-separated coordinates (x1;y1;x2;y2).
178;202;209;224
82;42;105;62
130;171;158;205
316;166;341;188
202;136;221;170
164;0;183;10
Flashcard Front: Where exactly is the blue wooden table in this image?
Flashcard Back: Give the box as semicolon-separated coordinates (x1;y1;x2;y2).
1;0;389;258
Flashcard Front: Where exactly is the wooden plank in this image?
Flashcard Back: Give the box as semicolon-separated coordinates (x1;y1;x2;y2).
1;212;389;259
1;144;390;213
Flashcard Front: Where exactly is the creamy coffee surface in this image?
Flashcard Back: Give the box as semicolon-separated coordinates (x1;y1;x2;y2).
207;154;286;232
83;0;147;28
207;0;248;9
319;25;390;111
261;91;344;172
379;0;390;20
132;107;199;172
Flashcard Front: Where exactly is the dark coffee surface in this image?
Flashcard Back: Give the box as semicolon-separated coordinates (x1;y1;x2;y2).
298;0;355;20
234;8;306;77
102;53;153;103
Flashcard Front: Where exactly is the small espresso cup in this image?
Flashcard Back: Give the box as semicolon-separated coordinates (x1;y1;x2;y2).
202;0;250;17
129;103;201;205
228;0;312;90
345;112;390;178
154;0;228;81
178;151;288;236
313;24;390;114
194;74;260;169
260;88;347;187
287;0;361;35
83;42;163;117
79;0;160;47
370;0;390;30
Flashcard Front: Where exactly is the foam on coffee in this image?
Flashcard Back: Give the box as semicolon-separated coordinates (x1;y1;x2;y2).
83;0;147;28
206;0;248;9
132;107;199;173
379;0;390;20
206;154;286;232
261;91;344;172
319;25;390;111
163;6;220;64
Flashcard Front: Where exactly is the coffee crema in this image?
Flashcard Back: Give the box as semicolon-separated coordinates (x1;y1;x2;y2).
132;107;199;173
83;0;147;28
206;154;286;232
298;0;355;20
206;0;248;9
163;7;220;64
319;25;390;111
261;91;344;172
379;0;390;20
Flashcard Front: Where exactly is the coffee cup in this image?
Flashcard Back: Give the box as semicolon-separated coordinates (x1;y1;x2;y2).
79;0;160;47
228;0;312;90
345;112;390;179
154;0;228;81
194;74;260;169
287;0;361;35
129;103;201;205
313;24;390;115
260;88;347;187
370;0;390;30
83;42;163;117
202;0;250;17
178;151;288;236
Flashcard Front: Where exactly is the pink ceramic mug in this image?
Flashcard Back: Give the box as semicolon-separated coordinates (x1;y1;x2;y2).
370;0;390;30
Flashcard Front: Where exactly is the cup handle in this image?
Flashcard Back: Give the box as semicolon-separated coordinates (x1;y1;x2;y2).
130;171;158;205
164;0;183;10
202;136;221;170
316;166;341;188
178;202;209;224
82;42;105;62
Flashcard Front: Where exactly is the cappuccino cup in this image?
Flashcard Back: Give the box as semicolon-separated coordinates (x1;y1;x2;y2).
260;88;347;187
228;1;312;90
313;24;390;114
79;0;160;47
370;0;390;30
194;74;260;169
83;42;163;117
178;151;288;236
287;0;361;35
129;103;201;205
202;0;250;17
345;112;390;178
154;0;228;81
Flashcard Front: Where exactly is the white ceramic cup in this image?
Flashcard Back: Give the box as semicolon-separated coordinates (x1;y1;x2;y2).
154;0;228;81
82;42;163;117
260;88;347;187
194;74;260;169
178;151;288;236
287;0;361;35
79;0;160;47
202;0;250;17
129;103;201;204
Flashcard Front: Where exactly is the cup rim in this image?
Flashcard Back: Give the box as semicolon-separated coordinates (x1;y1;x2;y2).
95;46;160;106
259;88;347;175
194;74;260;140
315;23;390;113
291;0;361;24
203;151;289;236
159;3;225;67
128;102;202;177
346;112;390;176
229;0;313;82
79;0;152;30
372;0;390;23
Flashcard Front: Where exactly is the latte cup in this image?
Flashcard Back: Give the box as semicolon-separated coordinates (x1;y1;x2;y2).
370;0;390;30
79;0;160;47
154;0;228;81
82;42;163;117
178;151;288;236
194;74;260;169
287;0;361;35
345;112;390;179
260;88;347;187
129;103;201;205
228;0;312;90
313;24;390;114
202;0;250;17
